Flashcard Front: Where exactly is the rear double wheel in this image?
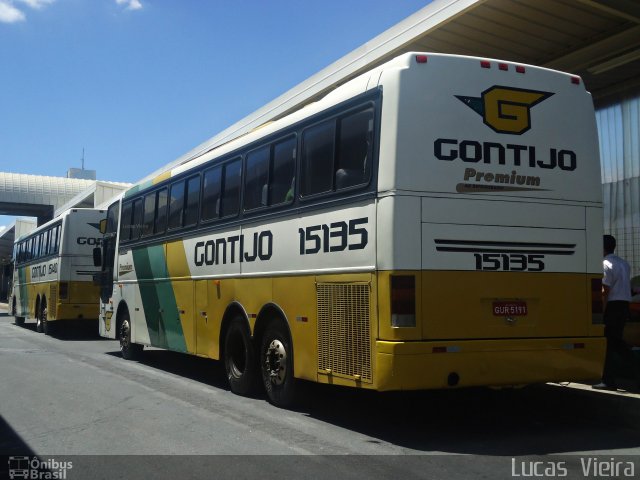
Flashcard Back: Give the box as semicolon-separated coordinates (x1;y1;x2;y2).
260;319;296;408
224;316;258;395
37;300;55;335
36;301;48;334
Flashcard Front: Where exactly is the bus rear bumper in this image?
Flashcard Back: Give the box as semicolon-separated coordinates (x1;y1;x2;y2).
375;337;605;391
54;303;100;321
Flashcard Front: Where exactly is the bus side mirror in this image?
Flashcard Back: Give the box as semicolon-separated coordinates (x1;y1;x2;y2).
99;218;108;234
93;247;102;267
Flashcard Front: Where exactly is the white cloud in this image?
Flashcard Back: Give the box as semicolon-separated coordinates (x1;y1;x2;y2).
16;0;55;9
0;0;54;23
0;1;26;23
116;0;142;11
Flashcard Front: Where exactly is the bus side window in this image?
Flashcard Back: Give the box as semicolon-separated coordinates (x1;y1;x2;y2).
168;181;185;230
34;235;41;259
244;146;270;210
271;136;296;205
201;166;222;222
301;120;335;197
142;193;156;237
43;229;51;257
130;199;143;240
50;226;59;255
54;225;61;254
120;202;133;242
107;203;119;235
335;108;373;190
45;229;52;256
184;175;200;228
221;158;241;217
155;188;168;234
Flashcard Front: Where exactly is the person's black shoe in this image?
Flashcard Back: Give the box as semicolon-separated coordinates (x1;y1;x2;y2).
592;382;618;391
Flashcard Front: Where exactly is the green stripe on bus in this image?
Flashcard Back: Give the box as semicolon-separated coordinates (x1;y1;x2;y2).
132;245;187;352
124;180;153;199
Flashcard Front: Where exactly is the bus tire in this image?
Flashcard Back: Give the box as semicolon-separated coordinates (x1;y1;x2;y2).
224;316;258;396
13;299;25;326
119;312;143;360
41;304;54;336
260;319;296;408
36;301;44;333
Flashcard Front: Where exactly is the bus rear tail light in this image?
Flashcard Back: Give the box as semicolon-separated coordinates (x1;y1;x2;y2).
415;55;428;64
571;76;581;85
59;282;68;299
516;65;526;73
591;278;603;324
391;275;416;327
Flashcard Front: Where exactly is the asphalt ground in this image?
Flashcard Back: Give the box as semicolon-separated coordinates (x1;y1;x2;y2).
1;305;639;479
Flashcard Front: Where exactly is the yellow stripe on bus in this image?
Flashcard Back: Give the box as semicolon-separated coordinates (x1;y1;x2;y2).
166;240;197;353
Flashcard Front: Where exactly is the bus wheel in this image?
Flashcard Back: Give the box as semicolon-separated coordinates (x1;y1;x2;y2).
13;300;25;326
36;303;45;333
41;304;54;336
119;313;143;360
260;319;296;408
224;316;257;396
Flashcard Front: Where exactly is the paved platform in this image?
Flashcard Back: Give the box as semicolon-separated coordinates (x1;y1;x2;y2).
1;301;638;427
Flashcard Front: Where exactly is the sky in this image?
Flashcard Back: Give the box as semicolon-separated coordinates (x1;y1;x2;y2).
0;0;430;230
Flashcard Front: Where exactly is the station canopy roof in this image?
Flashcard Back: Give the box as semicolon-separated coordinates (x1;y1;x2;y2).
144;0;640;182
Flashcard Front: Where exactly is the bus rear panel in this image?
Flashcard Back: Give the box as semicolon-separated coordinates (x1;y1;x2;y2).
373;53;603;390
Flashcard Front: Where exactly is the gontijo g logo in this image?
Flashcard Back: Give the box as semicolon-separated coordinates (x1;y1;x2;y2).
456;86;553;135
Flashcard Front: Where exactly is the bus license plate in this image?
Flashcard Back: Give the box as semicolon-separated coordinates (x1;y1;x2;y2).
493;301;527;316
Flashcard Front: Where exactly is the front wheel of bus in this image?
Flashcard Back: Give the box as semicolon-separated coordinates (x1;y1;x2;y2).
260;320;296;408
120;314;143;360
224;316;258;396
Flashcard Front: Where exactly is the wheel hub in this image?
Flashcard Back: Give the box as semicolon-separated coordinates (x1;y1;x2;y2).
120;321;130;350
265;339;287;386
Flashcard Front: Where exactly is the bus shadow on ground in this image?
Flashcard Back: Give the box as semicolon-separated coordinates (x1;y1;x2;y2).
13;321;37;332
0;415;37;456
101;347;640;455
105;348;234;393
48;323;103;341
11;319;103;341
297;382;640;455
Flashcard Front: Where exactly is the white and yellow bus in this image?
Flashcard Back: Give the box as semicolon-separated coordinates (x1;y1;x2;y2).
96;53;605;406
11;208;106;334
